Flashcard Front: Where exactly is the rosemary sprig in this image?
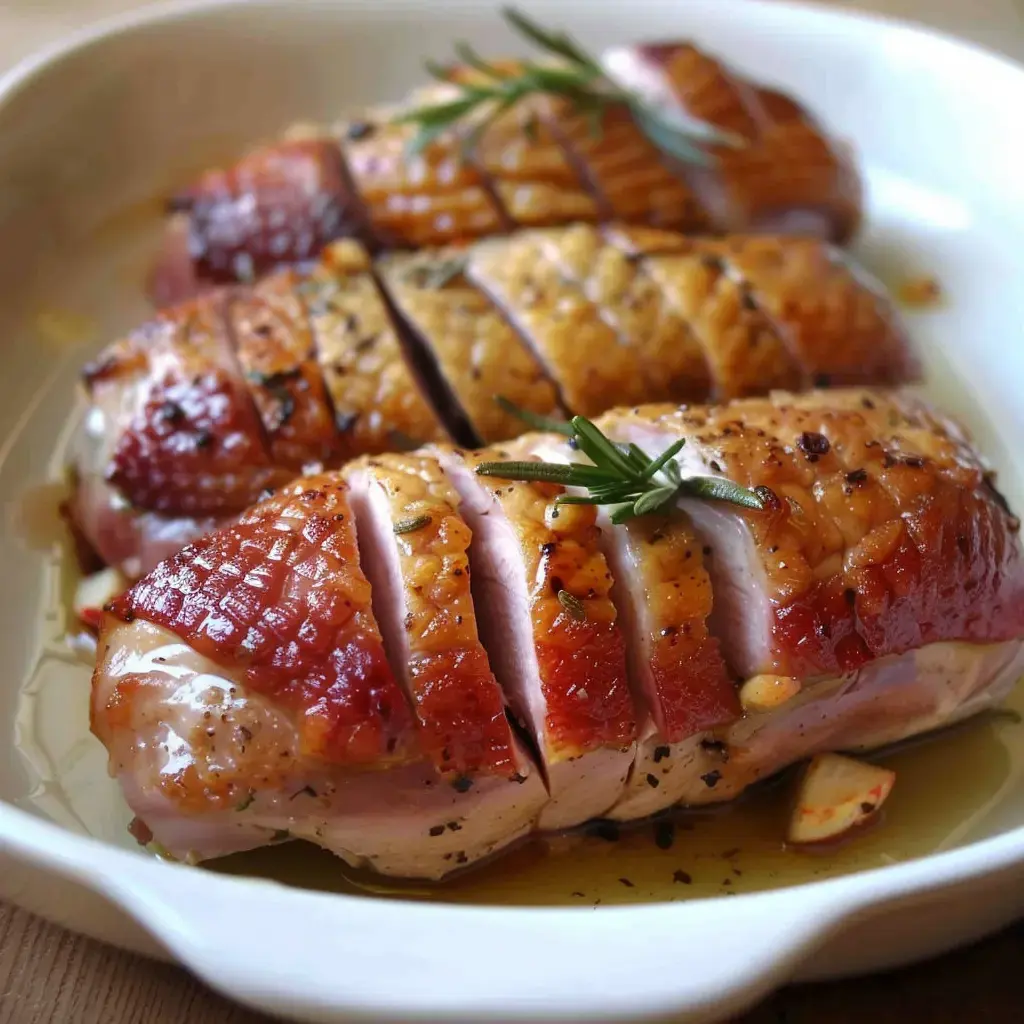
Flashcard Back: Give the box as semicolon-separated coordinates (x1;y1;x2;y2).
495;395;573;435
395;7;743;164
475;414;766;524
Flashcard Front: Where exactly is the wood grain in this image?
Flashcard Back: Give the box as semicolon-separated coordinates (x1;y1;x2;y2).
0;897;1022;1023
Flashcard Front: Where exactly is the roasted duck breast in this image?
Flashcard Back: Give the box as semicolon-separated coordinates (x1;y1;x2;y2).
151;39;861;304
73;225;913;579
90;389;1024;878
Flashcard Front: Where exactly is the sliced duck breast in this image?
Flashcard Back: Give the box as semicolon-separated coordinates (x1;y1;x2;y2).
603;42;861;241
345;452;536;781
376;248;562;444
527;431;738;820
466;230;658;415
161;138;359;296
94;473;545;876
304;240;448;457
339;88;507;249
536;223;712;402
597;390;1024;680
85;292;290;520
437;443;637;828
637;639;1024;809
228;269;342;470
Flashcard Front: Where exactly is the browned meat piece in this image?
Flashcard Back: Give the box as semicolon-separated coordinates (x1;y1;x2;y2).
90;390;1024;880
228;270;341;470
303;240;447;458
94;474;547;876
150;40;863;299
439;443;637;829
346;453;531;778
376;248;562;444
600;390;1024;679
74;226;913;579
605;43;861;240
162;139;361;292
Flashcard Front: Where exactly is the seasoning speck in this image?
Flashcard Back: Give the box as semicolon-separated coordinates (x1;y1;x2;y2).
673;869;692;885
654;821;675;850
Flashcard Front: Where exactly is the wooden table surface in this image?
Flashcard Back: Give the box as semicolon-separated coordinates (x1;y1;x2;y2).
4;1;1024;1021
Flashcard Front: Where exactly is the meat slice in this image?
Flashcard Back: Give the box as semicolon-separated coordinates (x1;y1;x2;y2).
228;270;341;470
86;293;289;520
598;390;1024;680
345;453;533;779
466;230;659;416
551;103;708;231
376;249;562;443
158;139;359;297
640;241;802;399
719;237;916;386
304;240;448;458
75;226;916;580
537;223;711;401
151;40;865;293
440;64;601;228
94;473;546;876
339;90;507;249
438;444;636;829
528;431;738;820
604;43;861;241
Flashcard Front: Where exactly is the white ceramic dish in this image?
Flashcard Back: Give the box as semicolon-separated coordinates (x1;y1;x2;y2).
3;0;1024;1020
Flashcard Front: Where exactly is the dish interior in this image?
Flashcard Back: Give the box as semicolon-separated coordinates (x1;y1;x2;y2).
3;0;1024;910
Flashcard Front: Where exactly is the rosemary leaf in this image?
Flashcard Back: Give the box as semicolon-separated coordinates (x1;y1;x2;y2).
394;514;433;535
395;94;481;128
678;476;765;510
571;416;639;480
453;41;505;79
632;486;679;517
495;395;574;435
475;460;614;486
610;502;641;525
640;437;687;481
502;7;596;70
556;589;587;621
396;8;735;166
629;104;715;168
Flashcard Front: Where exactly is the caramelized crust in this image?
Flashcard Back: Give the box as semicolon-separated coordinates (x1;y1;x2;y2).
229;270;341;469
171;138;357;283
348;454;523;776
102;294;288;516
617;43;861;240
599;391;1024;677
467;231;655;415
440;67;600;227
307;241;447;457
105;475;417;764
340;90;506;249
642;242;802;398
455;446;636;761
152;42;865;297
717;237;915;386
377;249;562;443
553;103;708;230
620;514;738;740
538;224;711;402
